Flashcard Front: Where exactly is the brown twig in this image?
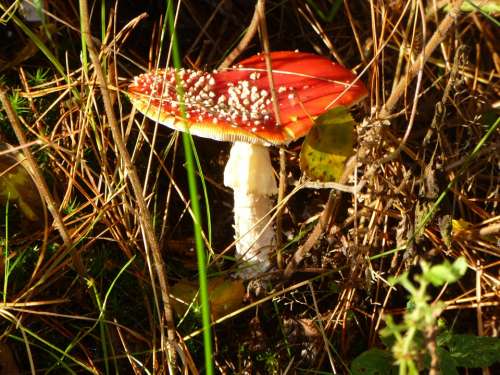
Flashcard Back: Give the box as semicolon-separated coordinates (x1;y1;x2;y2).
343;0;366;65
425;325;440;375
276;147;287;270
380;0;464;118
218;0;261;69
283;166;348;279
78;0;177;370
256;0;287;270
368;0;463;168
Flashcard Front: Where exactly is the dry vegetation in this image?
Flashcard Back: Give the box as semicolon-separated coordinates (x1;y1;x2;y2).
0;0;498;373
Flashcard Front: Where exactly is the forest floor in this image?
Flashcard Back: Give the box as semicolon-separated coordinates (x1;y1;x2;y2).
0;0;498;374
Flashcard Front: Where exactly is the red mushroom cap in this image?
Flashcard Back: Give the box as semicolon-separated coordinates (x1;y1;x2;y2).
127;51;367;145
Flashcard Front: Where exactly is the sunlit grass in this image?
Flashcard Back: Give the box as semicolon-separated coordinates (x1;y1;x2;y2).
0;0;498;373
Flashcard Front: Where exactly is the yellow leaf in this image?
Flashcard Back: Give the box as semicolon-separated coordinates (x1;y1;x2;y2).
451;219;473;236
299;107;355;182
171;276;245;320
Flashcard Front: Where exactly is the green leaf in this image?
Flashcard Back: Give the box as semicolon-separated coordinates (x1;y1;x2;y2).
436;348;459;375
453;0;500;14
422;257;467;286
299;106;355;182
437;329;453;347
446;334;500;368
443;1;500;26
351;349;396;375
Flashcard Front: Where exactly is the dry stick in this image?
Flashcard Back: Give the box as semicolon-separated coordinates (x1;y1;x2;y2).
218;0;261;69
368;0;464;169
0;85;85;276
382;0;427;168
256;0;286;270
380;0;463;118
276;149;287;270
78;0;177;369
283;168;344;279
426;325;440;375
283;0;465;279
309;281;337;373
185;0;228;59
343;0;366;66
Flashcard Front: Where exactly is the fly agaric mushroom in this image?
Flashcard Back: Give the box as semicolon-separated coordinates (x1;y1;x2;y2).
127;51;367;279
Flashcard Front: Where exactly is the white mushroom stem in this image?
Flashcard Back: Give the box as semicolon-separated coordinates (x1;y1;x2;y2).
223;141;277;279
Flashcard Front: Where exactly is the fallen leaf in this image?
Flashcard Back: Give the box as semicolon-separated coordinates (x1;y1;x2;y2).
299;106;355;182
171;276;245;320
451;218;473;236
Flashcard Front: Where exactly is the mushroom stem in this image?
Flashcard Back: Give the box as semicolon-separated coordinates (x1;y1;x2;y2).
224;141;277;279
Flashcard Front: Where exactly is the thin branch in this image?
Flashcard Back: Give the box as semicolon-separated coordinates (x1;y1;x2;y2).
293;170;362;279
380;0;464;118
256;0;287;269
78;0;177;369
218;0;261;69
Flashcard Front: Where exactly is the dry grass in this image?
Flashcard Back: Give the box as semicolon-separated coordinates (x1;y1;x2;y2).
0;0;498;373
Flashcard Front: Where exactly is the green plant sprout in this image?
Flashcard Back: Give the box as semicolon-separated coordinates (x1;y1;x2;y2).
27;68;50;86
7;91;29;116
352;258;500;374
382;258;467;374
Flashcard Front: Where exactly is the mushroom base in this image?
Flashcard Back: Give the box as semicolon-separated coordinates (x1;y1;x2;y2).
224;142;278;279
231;192;275;278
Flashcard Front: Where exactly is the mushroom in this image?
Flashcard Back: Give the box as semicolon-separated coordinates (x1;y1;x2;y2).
127;51;367;279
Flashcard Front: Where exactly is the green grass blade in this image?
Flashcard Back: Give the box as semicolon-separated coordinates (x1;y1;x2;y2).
187;135;213;247
464;1;500;26
165;1;214;373
101;0;106;42
156;0;213;248
1;312;94;373
79;1;89;76
90;281;111;375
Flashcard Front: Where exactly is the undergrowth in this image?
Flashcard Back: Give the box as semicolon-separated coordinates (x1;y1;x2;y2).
0;0;499;373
